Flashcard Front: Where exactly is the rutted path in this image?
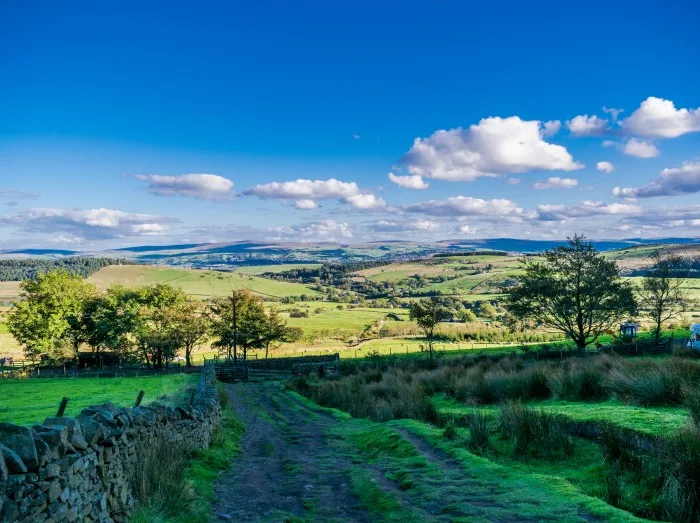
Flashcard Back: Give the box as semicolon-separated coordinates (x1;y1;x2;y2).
212;382;371;522
211;383;618;522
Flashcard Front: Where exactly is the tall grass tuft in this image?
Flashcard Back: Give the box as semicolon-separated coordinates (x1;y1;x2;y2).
133;440;194;520
660;425;700;522
464;411;490;453
498;402;573;460
682;385;700;429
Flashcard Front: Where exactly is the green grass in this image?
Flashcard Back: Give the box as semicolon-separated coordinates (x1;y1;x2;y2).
131;391;244;523
0;374;198;426
288;390;646;522
234;263;322;275
88;265;320;299
432;394;690;437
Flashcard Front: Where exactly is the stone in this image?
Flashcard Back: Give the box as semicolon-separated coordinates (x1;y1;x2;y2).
0;499;19;523
40;463;61;481
42;418;89;451
0;447;8;481
37;427;76;459
0;442;27;474
35;437;53;467
47;480;61;502
0;423;39;471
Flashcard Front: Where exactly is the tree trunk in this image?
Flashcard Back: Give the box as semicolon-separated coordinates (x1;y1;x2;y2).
185;346;191;367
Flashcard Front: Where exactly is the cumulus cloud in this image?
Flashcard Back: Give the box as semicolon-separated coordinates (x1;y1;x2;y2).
603;138;660;158
1;208;176;241
244;178;385;209
398;116;582;183
272;219;353;241
566;114;609;136
371;219;439;233
596;161;615;173
133;174;234;200
613;162;700;199
533;177;579;189
621;97;700;138
387;172;429;190
541;120;561;137
536;201;642;221
295;199;319;210
623;138;660;158
403;196;524;218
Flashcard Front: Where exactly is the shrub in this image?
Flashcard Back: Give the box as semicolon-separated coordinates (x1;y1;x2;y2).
443;420;458;440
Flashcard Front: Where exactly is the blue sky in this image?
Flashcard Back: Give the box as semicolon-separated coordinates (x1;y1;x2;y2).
1;1;699;248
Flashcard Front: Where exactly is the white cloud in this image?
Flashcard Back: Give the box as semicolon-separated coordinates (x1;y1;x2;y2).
603;138;660;158
272;219;353;241
387;172;429;190
596;161;615;173
352;134;361;140
506;178;521;185
133;174;234;200
344;193;386;209
295;199;319;210
566;115;608;136
536;201;642;221
533;177;579;189
399;116;582;182
1;208;176;241
602;107;624;121
403;196;524;217
623;138;660;158
371;219;439;233
245;178;385;209
613;161;700;199
458;224;475;234
541;120;561;137
621;97;700;138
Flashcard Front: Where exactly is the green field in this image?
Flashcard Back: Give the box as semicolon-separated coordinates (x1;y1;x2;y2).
234;263;321;275
0;374;198;426
88;265;320;299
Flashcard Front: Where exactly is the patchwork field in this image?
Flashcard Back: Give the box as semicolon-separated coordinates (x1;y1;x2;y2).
88;265;320;298
0;373;198;426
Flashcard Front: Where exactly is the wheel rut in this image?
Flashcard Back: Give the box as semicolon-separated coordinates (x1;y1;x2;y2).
211;382;370;522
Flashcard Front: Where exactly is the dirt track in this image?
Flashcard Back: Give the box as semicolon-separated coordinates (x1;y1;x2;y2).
212;382;371;522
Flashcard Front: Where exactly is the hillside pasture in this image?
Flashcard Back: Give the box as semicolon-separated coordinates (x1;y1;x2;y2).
0;373;198;426
88;264;320;299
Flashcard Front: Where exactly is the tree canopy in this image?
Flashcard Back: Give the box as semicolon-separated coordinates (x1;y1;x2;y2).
506;235;637;350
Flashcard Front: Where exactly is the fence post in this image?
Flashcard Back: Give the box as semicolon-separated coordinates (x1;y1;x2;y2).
56;397;69;417
134;390;146;407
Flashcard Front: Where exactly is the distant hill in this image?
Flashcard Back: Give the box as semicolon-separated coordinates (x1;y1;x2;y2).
2;237;699;271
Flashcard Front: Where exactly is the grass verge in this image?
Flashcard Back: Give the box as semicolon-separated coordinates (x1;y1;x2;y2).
130;385;243;523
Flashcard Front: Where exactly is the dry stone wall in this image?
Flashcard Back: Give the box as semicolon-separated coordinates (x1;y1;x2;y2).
0;366;221;523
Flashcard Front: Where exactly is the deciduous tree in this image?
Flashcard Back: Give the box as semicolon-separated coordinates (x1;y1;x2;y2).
409;297;450;359
640;251;690;346
506;235;637;352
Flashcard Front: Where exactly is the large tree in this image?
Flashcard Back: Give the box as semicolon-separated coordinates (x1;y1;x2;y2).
259;307;302;359
7;271;97;361
409;297;450;359
209;290;264;363
639;251;690;346
169;300;210;366
506;235;637;352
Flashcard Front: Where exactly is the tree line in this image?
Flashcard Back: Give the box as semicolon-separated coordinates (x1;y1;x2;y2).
410;236;692;357
6;271;301;367
0;257;126;281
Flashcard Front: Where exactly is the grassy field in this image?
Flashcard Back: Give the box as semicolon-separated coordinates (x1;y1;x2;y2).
0;373;198;426
88;265;320;299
